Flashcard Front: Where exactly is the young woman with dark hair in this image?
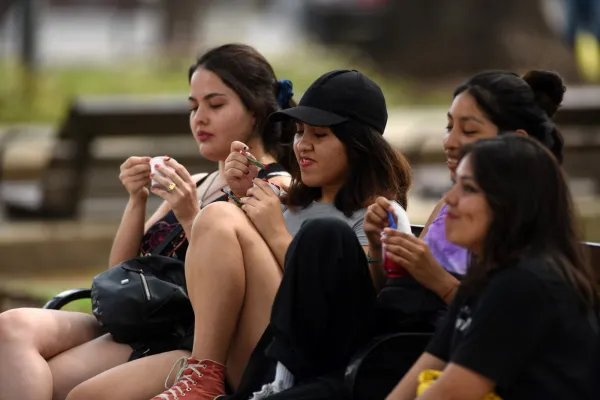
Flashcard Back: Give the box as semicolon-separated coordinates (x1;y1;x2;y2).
366;70;569;310
388;134;599;400
227;70;576;400
0;43;294;400
148;69;412;400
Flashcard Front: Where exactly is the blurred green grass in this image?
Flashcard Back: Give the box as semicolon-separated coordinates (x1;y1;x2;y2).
0;60;190;124
2;276;95;313
0;48;448;124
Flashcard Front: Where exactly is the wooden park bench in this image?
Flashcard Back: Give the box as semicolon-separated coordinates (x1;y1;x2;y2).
554;85;600;128
39;224;600;400
1;95;215;220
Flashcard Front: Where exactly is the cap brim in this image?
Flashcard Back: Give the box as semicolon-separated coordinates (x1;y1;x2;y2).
269;106;348;127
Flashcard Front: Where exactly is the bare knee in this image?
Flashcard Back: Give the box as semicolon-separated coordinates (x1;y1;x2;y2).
192;201;246;237
0;308;37;343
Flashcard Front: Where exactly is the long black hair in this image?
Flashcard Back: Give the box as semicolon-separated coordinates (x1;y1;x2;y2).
461;134;597;309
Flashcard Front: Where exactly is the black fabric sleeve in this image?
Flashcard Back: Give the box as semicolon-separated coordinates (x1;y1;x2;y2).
425;289;464;361
450;266;553;386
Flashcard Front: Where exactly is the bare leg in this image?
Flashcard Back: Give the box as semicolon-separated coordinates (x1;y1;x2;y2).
0;308;101;400
186;202;283;388
65;350;190;400
49;333;133;400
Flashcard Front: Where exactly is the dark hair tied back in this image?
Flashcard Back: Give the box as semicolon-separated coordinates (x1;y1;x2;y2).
521;70;566;118
277;79;294;110
522;69;567;164
454;69;566;164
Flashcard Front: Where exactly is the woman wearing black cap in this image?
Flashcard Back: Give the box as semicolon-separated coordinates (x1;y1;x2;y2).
226;70;579;400
148;70;412;400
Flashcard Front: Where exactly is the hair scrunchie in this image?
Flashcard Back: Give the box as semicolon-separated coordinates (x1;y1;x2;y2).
277;79;294;109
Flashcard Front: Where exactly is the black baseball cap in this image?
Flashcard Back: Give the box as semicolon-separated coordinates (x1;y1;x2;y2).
269;69;388;134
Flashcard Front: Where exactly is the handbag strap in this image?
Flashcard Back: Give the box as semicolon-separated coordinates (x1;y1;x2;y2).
150;224;184;256
149;171;216;256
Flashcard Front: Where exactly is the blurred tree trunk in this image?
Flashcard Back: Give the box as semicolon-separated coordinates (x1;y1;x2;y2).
249;0;272;11
0;0;17;21
159;0;210;59
372;0;580;82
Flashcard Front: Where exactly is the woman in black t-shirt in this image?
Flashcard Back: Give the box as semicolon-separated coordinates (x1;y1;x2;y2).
388;134;599;400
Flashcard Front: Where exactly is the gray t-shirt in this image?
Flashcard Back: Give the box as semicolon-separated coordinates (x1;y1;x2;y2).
283;202;368;246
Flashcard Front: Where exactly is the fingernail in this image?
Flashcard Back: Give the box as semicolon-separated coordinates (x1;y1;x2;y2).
154;164;160;168
150;173;155;177
245;170;250;175
164;157;171;161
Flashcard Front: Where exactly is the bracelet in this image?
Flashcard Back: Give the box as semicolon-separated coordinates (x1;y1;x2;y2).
442;282;459;303
366;252;381;264
222;187;243;207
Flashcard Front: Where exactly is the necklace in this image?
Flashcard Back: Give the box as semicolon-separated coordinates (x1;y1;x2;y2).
199;171;222;207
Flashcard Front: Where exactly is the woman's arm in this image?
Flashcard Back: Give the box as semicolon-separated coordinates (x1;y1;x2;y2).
263;174;293;268
436;274;460;304
365;198;448;293
109;172;212;267
367;244;386;292
386;352;447;400
381;231;461;304
239;176;293;269
108;196;171;268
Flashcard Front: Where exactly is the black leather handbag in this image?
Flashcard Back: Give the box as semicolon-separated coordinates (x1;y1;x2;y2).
90;224;194;344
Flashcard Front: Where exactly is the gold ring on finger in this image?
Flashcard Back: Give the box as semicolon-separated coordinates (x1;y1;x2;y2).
167;182;177;192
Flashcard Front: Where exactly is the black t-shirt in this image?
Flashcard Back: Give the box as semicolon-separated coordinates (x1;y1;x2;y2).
426;256;599;399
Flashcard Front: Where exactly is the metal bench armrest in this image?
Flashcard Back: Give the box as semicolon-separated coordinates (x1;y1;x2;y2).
42;288;91;310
